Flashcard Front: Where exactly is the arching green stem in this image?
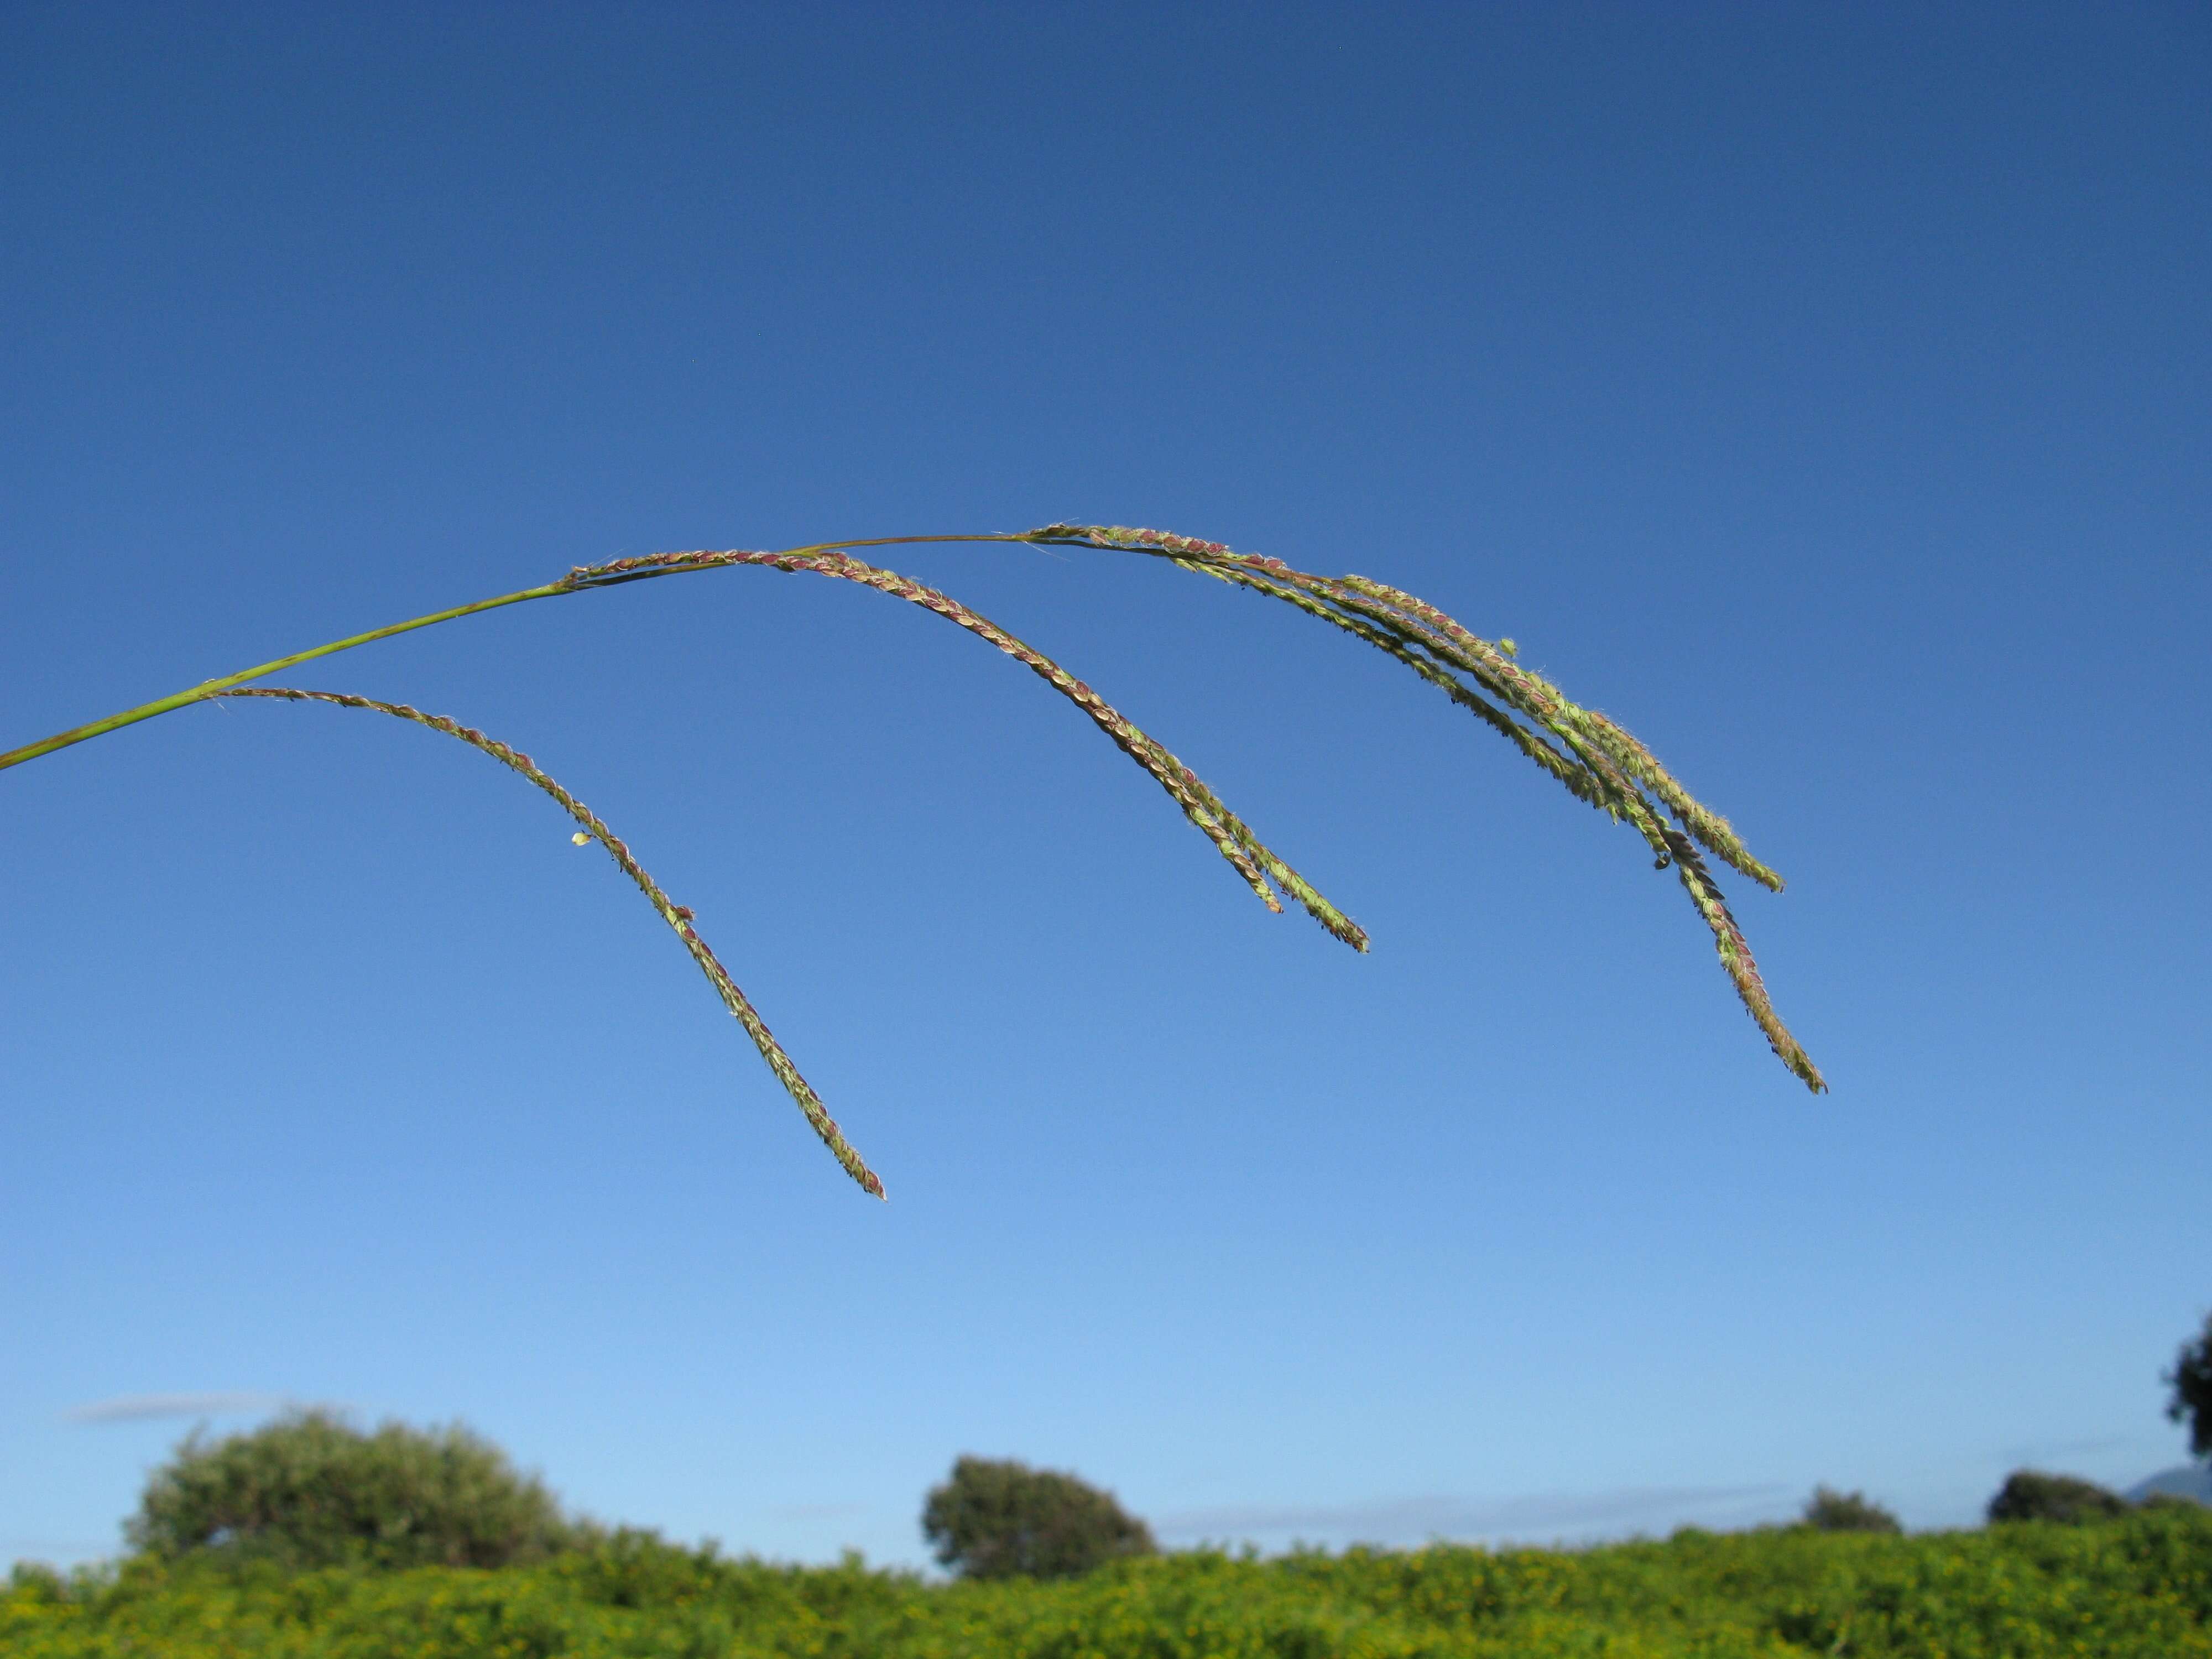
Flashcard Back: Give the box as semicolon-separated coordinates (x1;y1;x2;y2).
0;535;1042;775
0;581;574;771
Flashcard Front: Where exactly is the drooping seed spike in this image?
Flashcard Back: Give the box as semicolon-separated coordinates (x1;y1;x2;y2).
566;546;1361;947
1022;523;1821;1091
218;686;889;1198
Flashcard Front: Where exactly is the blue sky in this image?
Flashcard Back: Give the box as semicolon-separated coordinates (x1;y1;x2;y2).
3;2;2206;1570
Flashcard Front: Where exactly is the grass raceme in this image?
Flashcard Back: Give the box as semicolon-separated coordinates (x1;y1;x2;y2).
1;525;1824;1197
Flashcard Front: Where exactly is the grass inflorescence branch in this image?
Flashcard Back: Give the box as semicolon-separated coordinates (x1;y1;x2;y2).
1023;524;1820;1091
220;686;886;1200
561;546;1365;950
2;522;1822;1199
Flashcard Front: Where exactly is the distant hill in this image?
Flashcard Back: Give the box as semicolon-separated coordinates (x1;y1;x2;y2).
2126;1465;2212;1504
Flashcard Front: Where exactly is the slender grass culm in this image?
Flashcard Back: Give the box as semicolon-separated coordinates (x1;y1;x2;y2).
1;525;1824;1198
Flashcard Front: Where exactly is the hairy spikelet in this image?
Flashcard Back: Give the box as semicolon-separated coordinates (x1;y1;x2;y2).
1026;524;1823;1092
1660;827;1824;1090
1172;556;1610;811
220;687;887;1198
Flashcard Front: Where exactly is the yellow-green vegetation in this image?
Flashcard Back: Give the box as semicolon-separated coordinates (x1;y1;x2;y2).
8;1507;2210;1658
124;1411;580;1573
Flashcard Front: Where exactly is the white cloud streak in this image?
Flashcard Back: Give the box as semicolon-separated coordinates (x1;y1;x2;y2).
1155;1483;1792;1546
64;1391;288;1426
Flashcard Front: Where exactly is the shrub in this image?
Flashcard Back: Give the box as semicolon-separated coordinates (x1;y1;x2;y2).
4;1562;66;1604
1986;1469;2129;1525
2137;1491;2204;1512
1800;1485;1901;1532
124;1408;580;1570
921;1455;1155;1580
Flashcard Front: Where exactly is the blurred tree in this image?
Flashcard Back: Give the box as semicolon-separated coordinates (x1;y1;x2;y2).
1986;1470;2128;1526
126;1409;581;1569
921;1455;1155;1580
1800;1486;1901;1533
2165;1311;2212;1459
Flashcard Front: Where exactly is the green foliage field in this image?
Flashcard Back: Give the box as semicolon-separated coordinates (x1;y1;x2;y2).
8;1506;2210;1659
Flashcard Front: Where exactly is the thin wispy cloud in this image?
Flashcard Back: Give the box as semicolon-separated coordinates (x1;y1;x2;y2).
1995;1433;2130;1464
1156;1483;1791;1546
64;1391;289;1426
